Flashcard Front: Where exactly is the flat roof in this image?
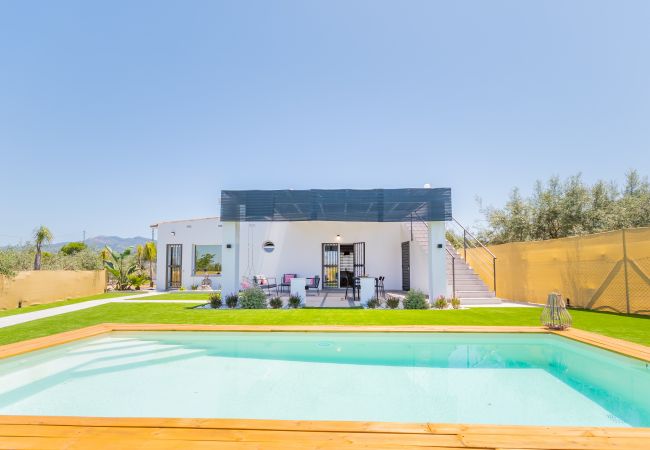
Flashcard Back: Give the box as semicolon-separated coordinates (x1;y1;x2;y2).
150;216;220;228
220;188;451;222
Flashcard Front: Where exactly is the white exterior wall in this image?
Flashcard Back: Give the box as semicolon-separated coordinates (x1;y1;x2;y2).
408;240;430;294
154;218;222;291
154;217;447;297
234;221;405;293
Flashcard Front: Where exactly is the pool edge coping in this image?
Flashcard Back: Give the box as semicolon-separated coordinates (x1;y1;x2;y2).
1;323;649;362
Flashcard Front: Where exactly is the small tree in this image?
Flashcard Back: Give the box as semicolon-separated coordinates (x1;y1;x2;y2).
33;226;53;270
102;246;137;290
59;241;87;256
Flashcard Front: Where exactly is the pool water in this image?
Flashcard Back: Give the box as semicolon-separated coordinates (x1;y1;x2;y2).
0;332;648;427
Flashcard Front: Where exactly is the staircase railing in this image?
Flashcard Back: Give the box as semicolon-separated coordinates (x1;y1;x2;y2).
408;212;457;297
447;248;456;298
447;218;497;294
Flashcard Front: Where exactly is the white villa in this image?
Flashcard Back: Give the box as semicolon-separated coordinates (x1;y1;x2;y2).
152;188;498;304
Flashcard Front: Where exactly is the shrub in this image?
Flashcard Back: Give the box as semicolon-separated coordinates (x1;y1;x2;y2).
366;297;381;309
190;284;199;291
433;295;448;310
402;290;429;309
128;273;149;290
209;292;222;309
269;297;283;309
450;297;461;309
178;286;186;291
288;295;302;308
225;293;239;308
239;287;267;309
385;296;400;309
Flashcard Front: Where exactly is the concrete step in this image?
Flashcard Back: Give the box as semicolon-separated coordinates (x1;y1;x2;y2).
447;279;485;290
447;269;479;275
450;274;483;280
456;290;496;298
456;285;493;292
459;297;502;305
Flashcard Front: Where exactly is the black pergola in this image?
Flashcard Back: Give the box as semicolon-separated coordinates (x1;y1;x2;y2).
220;188;452;222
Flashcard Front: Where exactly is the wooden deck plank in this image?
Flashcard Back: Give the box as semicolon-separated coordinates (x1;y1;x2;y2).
553;329;650;362
0;436;479;450
0;424;467;446
0;416;432;433
0;421;647;449
2;417;649;439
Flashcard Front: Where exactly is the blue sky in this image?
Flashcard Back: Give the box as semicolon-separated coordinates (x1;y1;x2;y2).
0;0;648;245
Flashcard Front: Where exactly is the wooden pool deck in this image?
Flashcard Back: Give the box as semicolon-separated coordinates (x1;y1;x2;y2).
0;324;649;449
1;415;649;449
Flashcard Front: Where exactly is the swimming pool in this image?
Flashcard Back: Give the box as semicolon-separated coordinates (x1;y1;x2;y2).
0;331;648;427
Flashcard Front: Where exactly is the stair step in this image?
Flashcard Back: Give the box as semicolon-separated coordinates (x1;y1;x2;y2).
453;281;487;287
404;226;497;297
456;291;495;298
459;297;502;305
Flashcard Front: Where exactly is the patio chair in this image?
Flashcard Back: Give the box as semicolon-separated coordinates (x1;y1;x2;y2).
253;275;279;296
305;276;320;296
375;276;385;298
240;276;253;291
345;274;360;301
280;274;297;293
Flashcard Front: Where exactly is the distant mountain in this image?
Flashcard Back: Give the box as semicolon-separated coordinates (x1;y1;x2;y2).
47;236;153;253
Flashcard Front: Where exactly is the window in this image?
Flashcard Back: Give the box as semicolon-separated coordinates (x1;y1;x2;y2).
193;245;222;275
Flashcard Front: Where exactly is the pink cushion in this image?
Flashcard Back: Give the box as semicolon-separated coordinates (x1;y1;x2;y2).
283;274;296;283
259;277;268;285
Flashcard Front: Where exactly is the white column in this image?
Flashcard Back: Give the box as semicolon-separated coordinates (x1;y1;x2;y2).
359;277;376;306
427;221;447;303
221;222;240;295
290;278;306;305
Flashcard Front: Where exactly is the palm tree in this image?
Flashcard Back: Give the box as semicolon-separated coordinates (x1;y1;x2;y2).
135;244;145;271
33;226;53;270
143;241;157;288
103;246;137;290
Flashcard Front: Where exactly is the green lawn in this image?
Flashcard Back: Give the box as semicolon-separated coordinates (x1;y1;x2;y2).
0;292;139;318
0;303;648;347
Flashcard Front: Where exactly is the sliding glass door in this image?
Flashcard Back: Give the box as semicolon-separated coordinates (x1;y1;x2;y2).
321;242;366;288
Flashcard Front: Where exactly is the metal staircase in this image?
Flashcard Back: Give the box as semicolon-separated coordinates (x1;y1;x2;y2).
403;216;500;305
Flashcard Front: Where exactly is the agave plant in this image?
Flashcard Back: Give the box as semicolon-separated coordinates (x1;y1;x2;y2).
103;246;138;290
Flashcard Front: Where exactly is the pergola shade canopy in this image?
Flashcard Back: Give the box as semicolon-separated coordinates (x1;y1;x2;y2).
220;188;452;222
